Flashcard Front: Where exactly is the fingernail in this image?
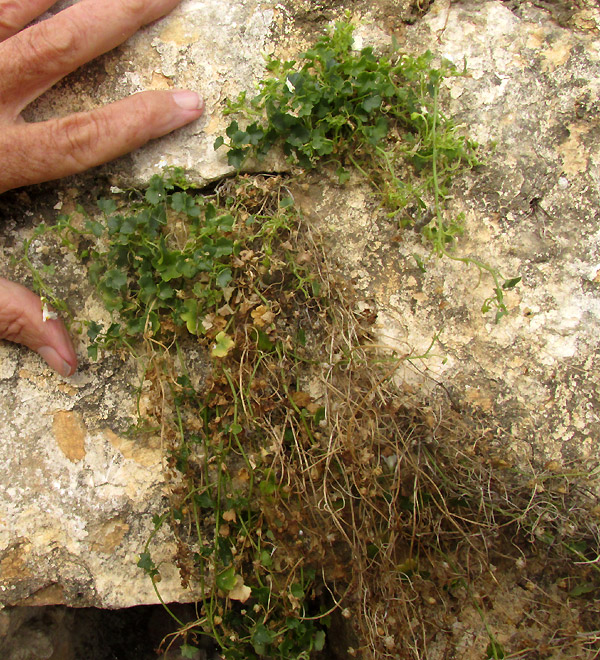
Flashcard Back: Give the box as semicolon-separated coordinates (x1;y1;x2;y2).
38;346;73;378
172;91;202;111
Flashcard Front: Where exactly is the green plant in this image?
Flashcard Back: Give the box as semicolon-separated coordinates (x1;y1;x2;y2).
18;25;600;660
46;173;330;659
216;20;520;319
22;170;600;660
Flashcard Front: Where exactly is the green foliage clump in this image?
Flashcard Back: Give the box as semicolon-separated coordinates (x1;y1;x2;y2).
17;22;551;660
216;20;520;320
86;176;236;355
21;176;598;660
23;171;330;658
216;21;476;230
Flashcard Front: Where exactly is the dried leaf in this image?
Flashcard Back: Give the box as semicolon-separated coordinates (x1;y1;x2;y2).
217;303;235;317
251;304;275;327
229;575;252;602
223;509;237;523
290;391;312;408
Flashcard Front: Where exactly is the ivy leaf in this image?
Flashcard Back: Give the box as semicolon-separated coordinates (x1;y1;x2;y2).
157;281;175;301
181;299;201;335
362;94;382;112
312;133;334;155
119;216;137;235
226;120;240;139
259;549;272;568
171;192;200;217
246;122;265;145
87;321;103;342
97;198;117;215
194;491;215;508
568;582;597;597
364;116;389;145
137;552;158;578
85;219;105;237
286;122;311;147
138;273;157;303
228;147;248;169
213;237;234;258
178;257;198;279
336;166;351;184
107;215;123;235
217;214;235;232
180;645;200;659
145;176;166;205
103;269;127;291
231;129;249;146
205;203;217;221
314;630;326;651
502;276;522;290
216;565;237;591
212;331;234;358
252;624;275;655
216;268;233;288
126;316;146;336
153;246;180;281
255;329;275;352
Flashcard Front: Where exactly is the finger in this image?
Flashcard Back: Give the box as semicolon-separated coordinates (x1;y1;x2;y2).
0;1;58;42
0;278;77;377
0;89;203;193
0;0;182;115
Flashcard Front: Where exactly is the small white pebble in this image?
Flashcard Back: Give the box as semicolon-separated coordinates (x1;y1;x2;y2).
558;176;569;189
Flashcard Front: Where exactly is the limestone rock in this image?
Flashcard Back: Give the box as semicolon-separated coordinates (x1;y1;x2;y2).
32;0;287;186
390;0;600;465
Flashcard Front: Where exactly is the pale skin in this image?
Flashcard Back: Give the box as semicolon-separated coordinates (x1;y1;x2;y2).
0;0;204;377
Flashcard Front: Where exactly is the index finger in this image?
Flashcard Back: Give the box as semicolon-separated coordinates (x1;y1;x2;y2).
0;1;58;42
0;0;181;118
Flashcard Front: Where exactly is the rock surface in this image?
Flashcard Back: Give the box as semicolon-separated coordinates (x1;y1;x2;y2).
31;0;280;185
0;0;599;632
381;0;600;467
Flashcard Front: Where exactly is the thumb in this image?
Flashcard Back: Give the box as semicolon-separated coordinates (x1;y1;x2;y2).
0;278;77;377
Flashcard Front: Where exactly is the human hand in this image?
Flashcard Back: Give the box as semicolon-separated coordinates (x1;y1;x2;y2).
0;0;204;377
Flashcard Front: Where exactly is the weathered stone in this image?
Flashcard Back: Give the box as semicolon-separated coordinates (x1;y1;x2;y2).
32;0;284;186
390;0;600;466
